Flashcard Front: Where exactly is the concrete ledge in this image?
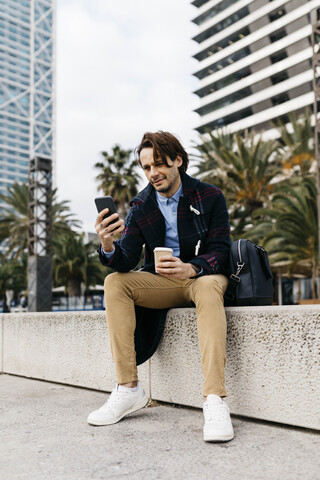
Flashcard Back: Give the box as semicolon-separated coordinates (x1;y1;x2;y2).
1;306;319;430
154;306;320;430
1;311;149;392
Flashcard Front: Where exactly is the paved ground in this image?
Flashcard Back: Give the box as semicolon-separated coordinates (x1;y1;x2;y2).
0;374;319;480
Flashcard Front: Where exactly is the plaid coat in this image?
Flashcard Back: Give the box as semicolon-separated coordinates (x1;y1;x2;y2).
99;173;231;364
99;173;231;274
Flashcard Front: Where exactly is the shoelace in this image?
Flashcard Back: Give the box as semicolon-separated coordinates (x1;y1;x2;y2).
204;402;229;423
100;388;129;410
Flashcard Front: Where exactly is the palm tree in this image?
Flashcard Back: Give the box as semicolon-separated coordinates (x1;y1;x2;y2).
94;144;141;217
194;129;282;238
0;257;13;311
249;177;319;298
0;182;80;259
272;108;315;178
0;253;27;309
194;129;234;185
53;232;106;297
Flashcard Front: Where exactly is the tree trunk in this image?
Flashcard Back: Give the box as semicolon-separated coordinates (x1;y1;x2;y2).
67;278;81;297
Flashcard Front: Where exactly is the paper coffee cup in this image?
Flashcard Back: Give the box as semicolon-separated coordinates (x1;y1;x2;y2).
154;247;173;272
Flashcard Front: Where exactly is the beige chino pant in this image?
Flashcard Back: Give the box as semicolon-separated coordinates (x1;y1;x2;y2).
104;271;229;397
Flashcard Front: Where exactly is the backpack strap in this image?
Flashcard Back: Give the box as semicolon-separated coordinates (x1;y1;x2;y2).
224;274;240;302
224;262;245;302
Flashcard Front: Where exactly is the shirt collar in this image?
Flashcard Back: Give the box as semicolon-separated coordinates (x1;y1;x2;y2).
156;182;183;205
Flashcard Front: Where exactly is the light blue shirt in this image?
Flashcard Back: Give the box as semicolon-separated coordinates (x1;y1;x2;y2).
155;183;183;257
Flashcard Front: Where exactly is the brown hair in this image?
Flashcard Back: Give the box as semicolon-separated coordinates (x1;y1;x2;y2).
135;131;189;174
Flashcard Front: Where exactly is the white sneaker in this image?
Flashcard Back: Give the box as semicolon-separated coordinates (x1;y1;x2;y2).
87;381;148;426
203;394;234;442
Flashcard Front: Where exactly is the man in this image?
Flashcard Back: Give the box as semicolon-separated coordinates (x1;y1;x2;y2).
88;131;234;442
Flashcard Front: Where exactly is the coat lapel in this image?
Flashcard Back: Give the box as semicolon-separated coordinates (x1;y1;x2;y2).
133;189;166;248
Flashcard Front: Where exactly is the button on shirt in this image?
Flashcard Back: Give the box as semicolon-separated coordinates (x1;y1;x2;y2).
155;183;183;258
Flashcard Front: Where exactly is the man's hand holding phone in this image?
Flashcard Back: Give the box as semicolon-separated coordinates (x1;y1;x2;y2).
94;203;124;253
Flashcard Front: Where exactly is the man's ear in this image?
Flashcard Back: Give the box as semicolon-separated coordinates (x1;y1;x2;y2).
176;155;183;167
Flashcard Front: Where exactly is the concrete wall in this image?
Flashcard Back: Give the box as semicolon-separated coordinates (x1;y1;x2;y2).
0;311;149;393
1;306;319;430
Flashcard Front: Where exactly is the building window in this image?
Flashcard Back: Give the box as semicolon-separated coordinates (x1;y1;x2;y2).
269;8;286;23
195;46;251;80
270;49;288;64
193;0;239;26
195;66;252;98
196;86;253;116
192;0;209;7
270;71;288;85
193;7;250;44
198;107;253;132
194;27;250;62
271;93;290;106
269;28;286;43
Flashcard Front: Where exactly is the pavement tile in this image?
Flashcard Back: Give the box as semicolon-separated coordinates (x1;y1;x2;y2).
0;374;319;480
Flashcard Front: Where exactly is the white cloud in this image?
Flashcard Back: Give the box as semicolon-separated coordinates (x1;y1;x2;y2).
56;0;199;232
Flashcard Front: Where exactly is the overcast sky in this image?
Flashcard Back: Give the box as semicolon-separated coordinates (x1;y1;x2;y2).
56;0;199;232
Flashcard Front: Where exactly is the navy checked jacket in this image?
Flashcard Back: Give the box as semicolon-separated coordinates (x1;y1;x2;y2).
98;173;231;365
99;173;231;275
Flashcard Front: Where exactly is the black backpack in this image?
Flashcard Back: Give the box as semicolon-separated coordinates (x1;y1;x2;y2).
224;239;273;306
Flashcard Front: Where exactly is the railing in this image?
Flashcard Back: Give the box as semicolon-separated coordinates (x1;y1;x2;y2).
52;295;105;312
0;294;105;313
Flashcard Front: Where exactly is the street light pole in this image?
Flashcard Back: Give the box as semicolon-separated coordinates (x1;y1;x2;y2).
28;157;53;312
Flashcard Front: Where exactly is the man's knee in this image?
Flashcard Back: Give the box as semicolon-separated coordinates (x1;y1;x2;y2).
104;272;128;300
193;275;228;300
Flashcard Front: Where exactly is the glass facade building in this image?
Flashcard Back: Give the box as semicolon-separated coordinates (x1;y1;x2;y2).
0;0;55;206
192;0;320;134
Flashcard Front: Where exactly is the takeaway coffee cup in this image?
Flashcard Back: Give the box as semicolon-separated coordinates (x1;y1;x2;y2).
154;247;173;273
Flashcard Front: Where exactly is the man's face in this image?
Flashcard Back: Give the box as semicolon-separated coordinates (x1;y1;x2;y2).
140;147;182;198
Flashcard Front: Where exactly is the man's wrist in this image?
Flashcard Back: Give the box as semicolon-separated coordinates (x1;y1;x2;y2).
190;263;201;277
102;245;114;253
101;244;115;257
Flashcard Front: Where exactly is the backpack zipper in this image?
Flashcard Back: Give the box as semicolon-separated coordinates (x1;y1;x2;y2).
236;239;245;276
238;239;242;263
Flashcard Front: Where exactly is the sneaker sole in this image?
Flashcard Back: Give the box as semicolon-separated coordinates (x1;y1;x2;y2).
203;431;234;442
87;395;149;426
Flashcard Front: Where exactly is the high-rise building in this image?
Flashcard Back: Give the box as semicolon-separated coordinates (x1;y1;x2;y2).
0;0;55;205
192;0;320;135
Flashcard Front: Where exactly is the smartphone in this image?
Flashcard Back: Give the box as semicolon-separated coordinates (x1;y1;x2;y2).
94;196;118;225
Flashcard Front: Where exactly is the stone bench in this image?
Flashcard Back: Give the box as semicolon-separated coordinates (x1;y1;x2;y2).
1;305;319;430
